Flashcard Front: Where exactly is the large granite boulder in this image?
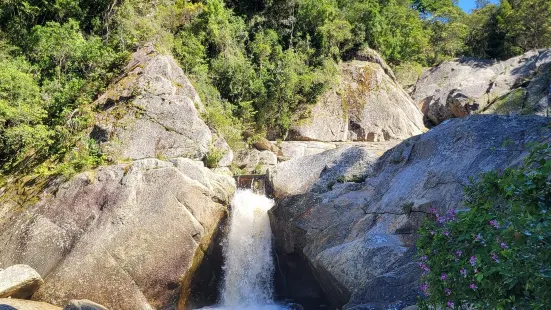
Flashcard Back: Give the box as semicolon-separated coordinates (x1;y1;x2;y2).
412;49;551;125
91;44;231;166
289;49;426;142
0;265;43;299
0;46;236;309
0;159;234;310
267;146;378;200
268;115;551;309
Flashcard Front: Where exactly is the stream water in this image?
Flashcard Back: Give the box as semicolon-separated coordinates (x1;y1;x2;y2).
198;189;291;310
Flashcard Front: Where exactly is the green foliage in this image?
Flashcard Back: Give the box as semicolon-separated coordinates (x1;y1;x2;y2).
0;0;549;180
417;143;551;309
203;146;226;168
172;0;338;138
0;42;53;167
0;2;125;177
464;0;551;60
393;61;424;87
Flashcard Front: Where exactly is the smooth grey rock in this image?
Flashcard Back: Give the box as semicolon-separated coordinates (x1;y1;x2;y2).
269;115;551;309
213;134;234;167
274;141;337;161
268;145;378;199
413;49;551;125
0;265;43;299
0;159;235;310
290;51;426;142
0;299;61;310
63;299;108;310
259;151;277;166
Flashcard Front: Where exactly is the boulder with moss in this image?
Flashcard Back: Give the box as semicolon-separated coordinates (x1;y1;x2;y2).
412;49;551;125
0;46;236;310
91;44;232;167
289;48;426;142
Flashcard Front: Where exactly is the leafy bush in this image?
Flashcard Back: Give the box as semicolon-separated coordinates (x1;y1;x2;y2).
0;43;53;166
203;146;226;168
417;143;551;309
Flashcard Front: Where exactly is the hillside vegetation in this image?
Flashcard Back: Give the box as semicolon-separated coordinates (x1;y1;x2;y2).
0;0;550;178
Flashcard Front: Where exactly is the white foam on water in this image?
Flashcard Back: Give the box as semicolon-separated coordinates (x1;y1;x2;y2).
198;189;289;310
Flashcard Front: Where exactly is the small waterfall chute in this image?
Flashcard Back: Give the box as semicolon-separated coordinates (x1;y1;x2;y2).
198;189;289;310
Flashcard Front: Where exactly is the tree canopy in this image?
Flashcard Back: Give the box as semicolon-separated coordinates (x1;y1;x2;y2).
0;0;549;176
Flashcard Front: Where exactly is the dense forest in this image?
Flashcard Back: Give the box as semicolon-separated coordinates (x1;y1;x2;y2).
0;0;550;177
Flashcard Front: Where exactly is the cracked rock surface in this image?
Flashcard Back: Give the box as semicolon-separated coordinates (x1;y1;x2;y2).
0;159;234;310
412;49;551;125
92;44;229;164
268;115;551;309
0;46;236;310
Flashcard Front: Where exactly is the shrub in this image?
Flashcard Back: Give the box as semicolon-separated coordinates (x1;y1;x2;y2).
203;146;226;168
417;143;551;309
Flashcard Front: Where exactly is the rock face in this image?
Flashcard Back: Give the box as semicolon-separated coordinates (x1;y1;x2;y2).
413;49;551;125
267;146;379;200
289;49;426;142
0;265;43;299
0;45;236;310
268;115;551;309
92;44;232;166
0;299;61;310
0;159;234;310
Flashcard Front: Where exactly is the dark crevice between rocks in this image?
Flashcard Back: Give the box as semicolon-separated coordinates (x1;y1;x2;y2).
273;251;333;310
185;215;227;309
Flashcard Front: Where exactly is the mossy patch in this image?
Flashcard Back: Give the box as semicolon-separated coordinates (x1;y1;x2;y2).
486;88;526;115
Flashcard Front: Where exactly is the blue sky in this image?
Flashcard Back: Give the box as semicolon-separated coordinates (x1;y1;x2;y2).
458;0;499;13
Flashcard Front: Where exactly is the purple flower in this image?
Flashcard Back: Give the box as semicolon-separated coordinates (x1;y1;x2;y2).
430;230;436;236
474;268;479;273
420;282;428;292
490;220;500;228
460;268;467;277
447;301;455;308
429;207;437;214
444;231;450;236
470;256;477;266
491;252;500;263
470;283;478;290
437;215;446;223
446;209;457;221
456;250;463;257
500;242;508;249
420;255;428;261
441;273;448;280
445;288;452;296
475;234;483;241
419;263;430;273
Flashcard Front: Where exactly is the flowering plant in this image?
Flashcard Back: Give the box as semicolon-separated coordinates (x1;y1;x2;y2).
417;143;551;309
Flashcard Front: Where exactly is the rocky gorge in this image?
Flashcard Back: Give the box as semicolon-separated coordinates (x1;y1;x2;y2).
0;42;550;310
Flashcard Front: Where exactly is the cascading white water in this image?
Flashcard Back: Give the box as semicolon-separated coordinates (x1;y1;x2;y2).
199;189;289;310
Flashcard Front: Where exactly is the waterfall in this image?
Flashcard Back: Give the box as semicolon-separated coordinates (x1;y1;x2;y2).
199;189;288;310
